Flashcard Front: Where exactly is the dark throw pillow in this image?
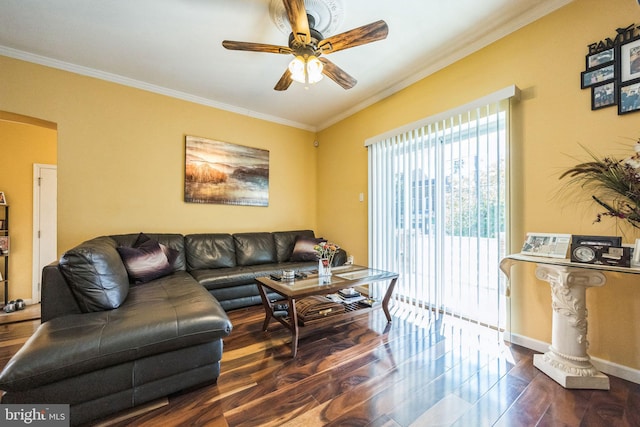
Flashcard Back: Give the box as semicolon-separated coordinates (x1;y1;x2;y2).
133;232;180;266
117;233;173;284
290;236;324;262
160;242;180;266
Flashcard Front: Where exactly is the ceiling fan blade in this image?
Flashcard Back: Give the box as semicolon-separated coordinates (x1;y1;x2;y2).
275;69;293;91
222;40;292;55
318;20;389;54
319;58;357;90
283;0;310;44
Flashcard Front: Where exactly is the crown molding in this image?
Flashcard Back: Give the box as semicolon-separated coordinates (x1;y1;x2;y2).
0;46;317;132
316;0;574;130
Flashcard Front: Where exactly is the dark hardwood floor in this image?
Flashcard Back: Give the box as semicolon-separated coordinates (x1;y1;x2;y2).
0;303;638;426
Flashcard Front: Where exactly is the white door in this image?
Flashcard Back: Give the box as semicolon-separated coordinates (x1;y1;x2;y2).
32;164;57;303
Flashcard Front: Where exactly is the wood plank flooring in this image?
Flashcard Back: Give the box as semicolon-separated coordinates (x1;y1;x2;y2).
0;304;638;426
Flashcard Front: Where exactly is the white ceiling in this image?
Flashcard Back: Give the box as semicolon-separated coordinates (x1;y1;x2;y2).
0;0;572;131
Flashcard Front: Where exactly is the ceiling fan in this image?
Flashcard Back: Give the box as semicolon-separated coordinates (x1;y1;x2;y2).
222;0;389;91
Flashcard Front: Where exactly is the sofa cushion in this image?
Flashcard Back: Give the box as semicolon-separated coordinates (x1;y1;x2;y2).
273;230;315;262
59;236;129;312
233;232;277;266
185;234;236;270
110;233;187;272
136;233;180;267
290;235;324;262
0;272;232;392
116;236;173;284
192;262;317;291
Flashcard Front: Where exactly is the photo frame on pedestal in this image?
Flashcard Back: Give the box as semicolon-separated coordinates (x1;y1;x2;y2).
570;235;629;266
520;233;571;258
632;239;640;268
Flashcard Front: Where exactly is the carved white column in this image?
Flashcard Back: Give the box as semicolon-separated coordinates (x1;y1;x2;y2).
533;264;610;389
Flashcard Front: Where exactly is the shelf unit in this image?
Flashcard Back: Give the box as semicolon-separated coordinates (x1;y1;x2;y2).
0;205;8;306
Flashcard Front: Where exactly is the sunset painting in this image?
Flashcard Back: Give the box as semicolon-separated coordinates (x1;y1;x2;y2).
185;136;269;206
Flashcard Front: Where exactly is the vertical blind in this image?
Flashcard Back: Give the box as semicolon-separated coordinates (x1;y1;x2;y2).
366;86;518;329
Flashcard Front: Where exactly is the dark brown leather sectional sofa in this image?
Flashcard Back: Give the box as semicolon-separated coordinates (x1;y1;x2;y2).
0;230;345;425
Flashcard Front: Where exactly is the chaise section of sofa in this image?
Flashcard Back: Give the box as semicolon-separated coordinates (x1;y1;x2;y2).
0;234;232;426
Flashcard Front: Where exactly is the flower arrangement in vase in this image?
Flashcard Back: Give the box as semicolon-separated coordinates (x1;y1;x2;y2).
560;139;640;229
314;241;340;277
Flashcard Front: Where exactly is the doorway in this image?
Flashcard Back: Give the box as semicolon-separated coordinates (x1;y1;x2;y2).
0;111;57;306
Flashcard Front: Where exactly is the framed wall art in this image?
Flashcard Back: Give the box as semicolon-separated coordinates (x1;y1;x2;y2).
586;48;614;69
581;63;615;89
619;36;640;84
581;23;640;114
184;135;269;207
592;81;616;110
618;79;640;114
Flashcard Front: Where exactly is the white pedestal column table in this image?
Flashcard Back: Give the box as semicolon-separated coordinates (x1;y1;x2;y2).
500;255;610;390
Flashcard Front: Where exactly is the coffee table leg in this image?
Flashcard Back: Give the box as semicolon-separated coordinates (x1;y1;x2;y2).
382;277;398;323
256;283;273;331
289;298;299;357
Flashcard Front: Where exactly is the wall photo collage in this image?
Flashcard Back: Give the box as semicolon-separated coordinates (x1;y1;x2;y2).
582;23;640;114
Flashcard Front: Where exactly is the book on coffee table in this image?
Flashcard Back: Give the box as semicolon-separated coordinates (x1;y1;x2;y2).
328;292;366;304
338;288;360;298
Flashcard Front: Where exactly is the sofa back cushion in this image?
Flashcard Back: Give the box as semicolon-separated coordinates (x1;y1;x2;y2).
58;236;129;312
233;232;277;266
185;234;236;270
273;230;315;262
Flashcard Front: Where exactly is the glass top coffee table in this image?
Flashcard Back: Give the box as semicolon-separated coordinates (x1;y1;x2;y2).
255;264;398;357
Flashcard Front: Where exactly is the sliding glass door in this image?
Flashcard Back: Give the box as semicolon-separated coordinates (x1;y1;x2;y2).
368;89;514;329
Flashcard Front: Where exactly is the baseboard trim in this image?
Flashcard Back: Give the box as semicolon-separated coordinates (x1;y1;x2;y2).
505;332;640;385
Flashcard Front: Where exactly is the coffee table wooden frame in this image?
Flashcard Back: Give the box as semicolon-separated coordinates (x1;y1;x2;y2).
255;265;398;357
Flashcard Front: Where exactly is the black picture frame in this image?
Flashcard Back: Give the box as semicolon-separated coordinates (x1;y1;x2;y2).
581;62;615;89
586;47;615;70
591;81;617;110
571;235;622;247
618;78;640;115
618;36;640;84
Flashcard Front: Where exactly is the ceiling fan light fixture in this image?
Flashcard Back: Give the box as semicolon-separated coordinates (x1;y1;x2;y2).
288;56;306;83
288;55;324;85
306;56;324;83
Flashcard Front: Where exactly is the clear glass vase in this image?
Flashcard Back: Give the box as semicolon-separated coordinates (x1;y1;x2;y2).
318;258;332;277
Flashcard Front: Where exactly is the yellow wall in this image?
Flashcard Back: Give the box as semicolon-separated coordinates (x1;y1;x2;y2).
318;0;640;370
0;0;638;371
0;56;319;255
0;115;57;302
